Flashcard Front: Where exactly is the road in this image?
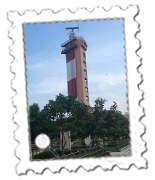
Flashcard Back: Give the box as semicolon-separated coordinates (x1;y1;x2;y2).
109;146;131;157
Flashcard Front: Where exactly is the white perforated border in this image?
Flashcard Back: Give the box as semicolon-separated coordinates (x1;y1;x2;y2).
8;5;146;174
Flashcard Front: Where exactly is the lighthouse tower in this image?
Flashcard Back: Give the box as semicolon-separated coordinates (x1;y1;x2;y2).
61;27;89;106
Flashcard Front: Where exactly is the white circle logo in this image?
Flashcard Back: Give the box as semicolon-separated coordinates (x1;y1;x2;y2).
35;134;50;149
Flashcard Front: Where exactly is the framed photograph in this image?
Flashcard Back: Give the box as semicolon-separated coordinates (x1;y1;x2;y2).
4;0;150;180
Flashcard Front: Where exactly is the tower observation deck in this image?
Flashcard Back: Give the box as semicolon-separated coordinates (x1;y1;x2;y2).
61;28;89;106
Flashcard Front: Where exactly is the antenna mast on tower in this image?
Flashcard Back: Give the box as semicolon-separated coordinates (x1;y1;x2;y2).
66;27;79;31
78;21;79;36
66;27;79;39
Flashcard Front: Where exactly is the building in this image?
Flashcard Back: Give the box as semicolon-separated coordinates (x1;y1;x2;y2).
124;112;129;118
61;28;89;106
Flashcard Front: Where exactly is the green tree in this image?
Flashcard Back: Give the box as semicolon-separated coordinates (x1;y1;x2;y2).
103;109;115;143
93;97;107;147
110;101;117;111
29;103;59;143
105;102;129;140
39;108;59;139
107;110;122;140
119;115;129;138
29;103;40;142
94;97;107;110
44;93;77;155
29;96;130;154
69;101;93;140
93;100;129;146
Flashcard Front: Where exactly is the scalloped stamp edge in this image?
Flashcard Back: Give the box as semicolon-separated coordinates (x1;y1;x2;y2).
4;0;150;179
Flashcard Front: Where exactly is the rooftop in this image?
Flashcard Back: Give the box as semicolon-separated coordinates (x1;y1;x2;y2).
61;36;87;47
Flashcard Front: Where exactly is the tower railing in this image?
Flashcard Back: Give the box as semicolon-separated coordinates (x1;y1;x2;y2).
61;43;78;54
61;36;87;47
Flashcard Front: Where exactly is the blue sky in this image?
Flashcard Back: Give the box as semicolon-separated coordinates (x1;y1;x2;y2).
24;19;128;114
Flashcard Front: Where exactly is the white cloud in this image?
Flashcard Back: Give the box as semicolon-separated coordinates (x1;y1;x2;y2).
29;76;67;95
27;56;64;71
87;42;125;65
87;72;127;113
89;92;128;114
88;72;126;90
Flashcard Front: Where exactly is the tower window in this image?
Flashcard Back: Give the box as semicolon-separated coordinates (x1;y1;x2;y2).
83;60;86;67
84;69;87;75
85;87;88;93
83;52;86;59
86;96;89;101
85;78;87;84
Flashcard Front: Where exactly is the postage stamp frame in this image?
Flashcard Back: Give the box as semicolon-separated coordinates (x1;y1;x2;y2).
8;5;146;174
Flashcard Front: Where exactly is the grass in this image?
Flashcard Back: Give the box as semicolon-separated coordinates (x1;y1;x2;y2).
32;147;106;160
32;138;130;160
59;147;106;159
33;151;54;159
119;139;130;148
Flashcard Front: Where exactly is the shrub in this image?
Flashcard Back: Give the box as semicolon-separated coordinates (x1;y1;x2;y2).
73;139;82;145
107;139;130;148
71;149;78;153
55;149;72;156
119;139;130;148
64;151;71;155
107;141;118;147
55;149;62;156
55;149;78;156
72;145;82;149
33;151;54;159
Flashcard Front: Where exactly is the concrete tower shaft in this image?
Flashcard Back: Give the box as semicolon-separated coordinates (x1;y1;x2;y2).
61;36;89;106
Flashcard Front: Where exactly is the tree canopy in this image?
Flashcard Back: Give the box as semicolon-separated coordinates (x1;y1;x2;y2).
29;94;129;150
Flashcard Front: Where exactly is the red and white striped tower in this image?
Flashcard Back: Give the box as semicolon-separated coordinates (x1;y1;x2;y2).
61;27;89;106
66;49;77;97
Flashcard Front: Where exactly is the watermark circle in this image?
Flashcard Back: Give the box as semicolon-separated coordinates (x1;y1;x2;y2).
35;134;50;149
